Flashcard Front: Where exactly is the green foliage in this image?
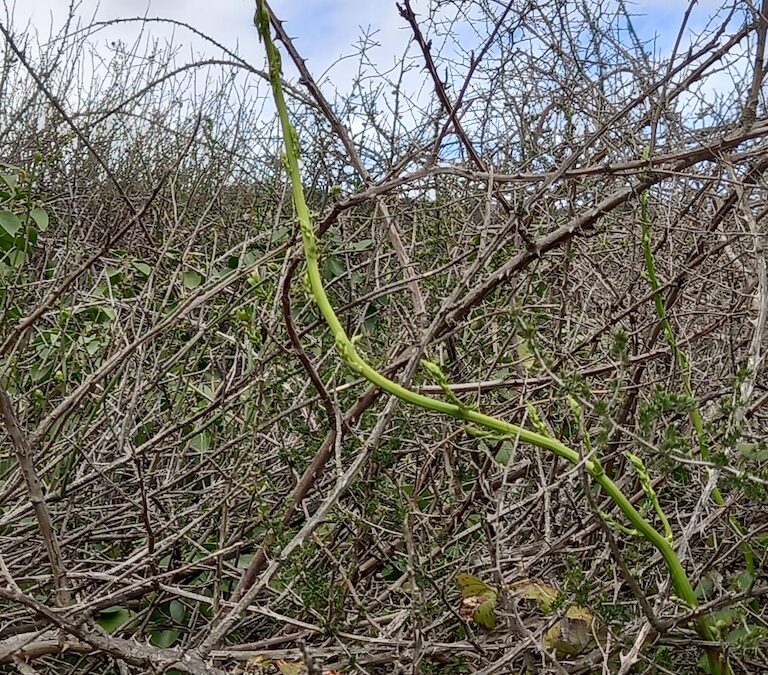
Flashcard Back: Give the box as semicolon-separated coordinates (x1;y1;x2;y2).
638;386;697;438
455;573;498;629
96;606;132;633
256;10;729;672
0;163;48;278
0;6;761;674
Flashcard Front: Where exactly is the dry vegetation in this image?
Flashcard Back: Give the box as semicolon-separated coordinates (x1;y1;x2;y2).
0;0;767;673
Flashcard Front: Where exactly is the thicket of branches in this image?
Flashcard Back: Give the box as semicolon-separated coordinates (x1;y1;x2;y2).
0;0;766;673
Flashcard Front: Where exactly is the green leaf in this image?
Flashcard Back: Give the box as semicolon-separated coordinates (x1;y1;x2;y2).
6;249;25;269
84;337;103;356
712;607;738;629
0;210;21;237
97;606;131;633
695;573;717;601
516;337;535;372
132;261;152;276
150;628;180;648
271;226;291;243
30;363;53;383
351;238;374;251
25;226;38;247
190;431;211;451
726;623;766;651
241;250;259;266
169;599;187;624
0;172;18;190
182;270;202;289
737;442;768;461
97;306;116;322
735;571;753;591
495;441;514;465
237;553;254;569
29;207;49;231
323;256;345;280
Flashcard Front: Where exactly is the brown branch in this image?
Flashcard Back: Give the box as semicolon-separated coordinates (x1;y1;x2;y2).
443;122;768;329
742;0;768;128
425;0;522;164
0;152;182;358
0;588;226;674
397;0;534;245
0;385;71;606
316;119;768;234
229;381;381;602
0;21;154;244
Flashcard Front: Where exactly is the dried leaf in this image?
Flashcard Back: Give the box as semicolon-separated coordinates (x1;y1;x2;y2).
460;594;483;620
544;606;595;656
460;594;498;629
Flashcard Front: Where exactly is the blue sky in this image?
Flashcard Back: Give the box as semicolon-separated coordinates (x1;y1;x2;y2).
13;0;415;91
13;1;736;90
10;0;749;135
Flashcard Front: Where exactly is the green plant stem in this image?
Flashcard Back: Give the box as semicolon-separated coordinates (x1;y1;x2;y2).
640;162;754;580
256;6;724;672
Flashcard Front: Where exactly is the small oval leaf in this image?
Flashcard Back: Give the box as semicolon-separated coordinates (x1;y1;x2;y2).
169;599;187;624
97;606;131;633
132;261;152;276
30;207;49;231
150;628;180;648
0;210;21;237
182;270;202;289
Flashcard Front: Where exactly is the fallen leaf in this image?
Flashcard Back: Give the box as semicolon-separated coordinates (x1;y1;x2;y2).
457;574;498;629
276;661;303;675
456;573;497;599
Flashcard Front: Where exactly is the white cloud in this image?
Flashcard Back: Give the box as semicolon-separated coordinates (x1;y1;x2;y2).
9;0;749;144
12;0;423;98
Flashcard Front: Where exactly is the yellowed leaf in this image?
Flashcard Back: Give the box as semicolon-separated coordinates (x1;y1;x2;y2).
565;605;593;622
455;573;496;599
276;661;304;675
509;578;558;609
457;574;498;630
510;579;600;657
516;337;535;372
238;655;272;674
473;597;497;629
